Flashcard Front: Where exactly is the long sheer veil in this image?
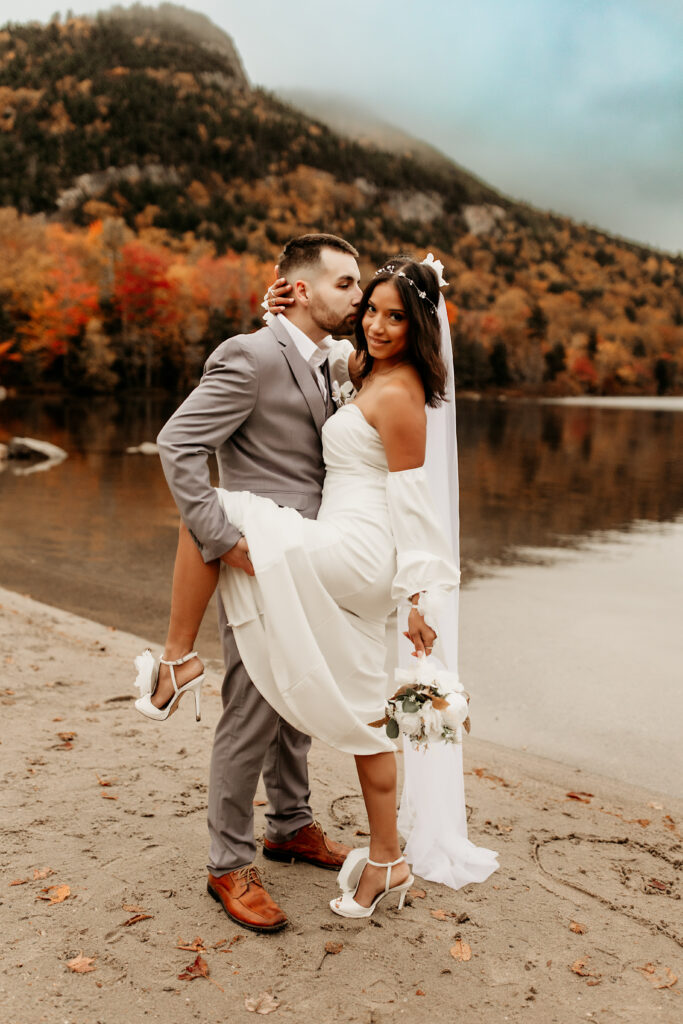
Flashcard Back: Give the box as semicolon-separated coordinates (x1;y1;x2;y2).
396;293;499;889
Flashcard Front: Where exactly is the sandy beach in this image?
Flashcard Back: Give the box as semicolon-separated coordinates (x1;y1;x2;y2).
0;586;681;1023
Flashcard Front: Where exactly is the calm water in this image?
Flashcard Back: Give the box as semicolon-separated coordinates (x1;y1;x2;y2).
1;394;682;665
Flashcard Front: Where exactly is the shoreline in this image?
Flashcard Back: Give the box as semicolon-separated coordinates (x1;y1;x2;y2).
1;586;681;1022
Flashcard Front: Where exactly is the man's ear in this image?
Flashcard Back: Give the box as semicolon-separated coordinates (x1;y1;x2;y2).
293;279;310;305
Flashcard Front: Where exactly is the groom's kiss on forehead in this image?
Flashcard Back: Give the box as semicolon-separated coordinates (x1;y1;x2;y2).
276;233;362;340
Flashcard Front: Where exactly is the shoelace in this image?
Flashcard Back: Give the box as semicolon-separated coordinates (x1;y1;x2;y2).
235;865;262;888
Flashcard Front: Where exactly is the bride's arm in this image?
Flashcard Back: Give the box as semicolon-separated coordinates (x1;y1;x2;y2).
375;383;460;657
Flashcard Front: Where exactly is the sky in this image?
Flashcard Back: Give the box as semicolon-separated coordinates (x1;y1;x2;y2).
9;1;683;253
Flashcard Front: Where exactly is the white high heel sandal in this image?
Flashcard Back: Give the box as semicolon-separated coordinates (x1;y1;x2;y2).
330;848;414;919
133;649;205;722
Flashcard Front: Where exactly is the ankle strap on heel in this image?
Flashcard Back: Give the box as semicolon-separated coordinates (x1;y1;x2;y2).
160;651;198;666
367;855;406;894
160;651;199;695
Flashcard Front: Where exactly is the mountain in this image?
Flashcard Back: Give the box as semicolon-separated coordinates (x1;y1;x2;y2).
0;6;681;395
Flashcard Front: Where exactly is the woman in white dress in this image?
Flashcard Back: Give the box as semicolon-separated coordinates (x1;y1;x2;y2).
136;257;469;915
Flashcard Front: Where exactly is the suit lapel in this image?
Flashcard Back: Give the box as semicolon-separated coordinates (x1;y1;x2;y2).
268;317;327;437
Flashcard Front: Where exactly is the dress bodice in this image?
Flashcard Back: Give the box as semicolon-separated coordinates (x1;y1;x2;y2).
322;404;388;478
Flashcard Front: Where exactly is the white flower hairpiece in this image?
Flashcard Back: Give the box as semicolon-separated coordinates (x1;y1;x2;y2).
421;252;448;288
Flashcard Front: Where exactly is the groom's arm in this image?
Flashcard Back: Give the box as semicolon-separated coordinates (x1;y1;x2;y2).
157;337;259;563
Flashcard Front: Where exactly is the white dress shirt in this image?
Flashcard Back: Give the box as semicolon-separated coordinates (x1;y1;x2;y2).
276;314;331;400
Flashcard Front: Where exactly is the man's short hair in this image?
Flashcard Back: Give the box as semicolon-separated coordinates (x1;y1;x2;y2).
277;233;359;279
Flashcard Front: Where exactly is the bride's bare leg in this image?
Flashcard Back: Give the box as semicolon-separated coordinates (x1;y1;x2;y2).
351;752;411;907
152;522;219;708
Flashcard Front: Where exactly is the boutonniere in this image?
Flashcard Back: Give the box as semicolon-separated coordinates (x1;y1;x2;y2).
331;380;356;408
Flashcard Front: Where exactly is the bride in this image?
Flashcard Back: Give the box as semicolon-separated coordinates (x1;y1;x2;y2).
135;253;497;916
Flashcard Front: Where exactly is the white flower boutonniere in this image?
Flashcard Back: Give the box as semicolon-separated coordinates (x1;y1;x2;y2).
331;380;356;408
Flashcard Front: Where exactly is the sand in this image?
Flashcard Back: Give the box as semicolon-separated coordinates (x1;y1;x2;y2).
0;585;681;1024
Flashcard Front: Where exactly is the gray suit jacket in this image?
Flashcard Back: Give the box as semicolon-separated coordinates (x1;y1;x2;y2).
157;317;335;562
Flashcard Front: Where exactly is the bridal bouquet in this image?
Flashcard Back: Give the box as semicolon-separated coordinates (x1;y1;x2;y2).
372;657;470;748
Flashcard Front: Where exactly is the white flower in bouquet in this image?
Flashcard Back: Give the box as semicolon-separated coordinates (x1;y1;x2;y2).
420;703;444;738
441;691;469;731
396;710;422;737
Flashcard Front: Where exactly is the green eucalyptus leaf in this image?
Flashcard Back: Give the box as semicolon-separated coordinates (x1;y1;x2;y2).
402;699;419;713
386;718;400;739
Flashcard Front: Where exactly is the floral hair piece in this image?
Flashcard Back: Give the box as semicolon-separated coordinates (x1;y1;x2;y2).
374;252;448;316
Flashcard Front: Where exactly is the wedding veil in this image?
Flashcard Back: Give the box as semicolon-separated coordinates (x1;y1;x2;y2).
397;287;499;889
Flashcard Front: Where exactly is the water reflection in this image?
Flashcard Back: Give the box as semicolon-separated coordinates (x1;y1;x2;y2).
1;394;682;650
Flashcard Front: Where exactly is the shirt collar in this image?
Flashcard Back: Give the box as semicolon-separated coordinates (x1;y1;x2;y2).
276;313;331;367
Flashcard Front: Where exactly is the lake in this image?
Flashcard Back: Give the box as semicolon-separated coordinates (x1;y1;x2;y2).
1;394;681;793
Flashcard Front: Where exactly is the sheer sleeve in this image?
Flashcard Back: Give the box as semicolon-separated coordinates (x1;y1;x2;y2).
386;466;461;633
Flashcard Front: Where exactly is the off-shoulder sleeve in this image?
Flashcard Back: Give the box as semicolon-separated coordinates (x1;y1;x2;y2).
326;339;354;387
386;466;461;631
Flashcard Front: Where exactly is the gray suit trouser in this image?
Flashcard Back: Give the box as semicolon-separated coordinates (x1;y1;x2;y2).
207;598;313;874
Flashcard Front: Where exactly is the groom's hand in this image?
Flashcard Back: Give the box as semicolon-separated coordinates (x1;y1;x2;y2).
220;537;255;576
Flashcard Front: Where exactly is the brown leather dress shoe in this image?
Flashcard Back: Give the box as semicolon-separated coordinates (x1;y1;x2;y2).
263;820;352;870
207;865;288;933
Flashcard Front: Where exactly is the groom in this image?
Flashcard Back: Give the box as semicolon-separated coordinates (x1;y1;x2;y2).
157;233;362;932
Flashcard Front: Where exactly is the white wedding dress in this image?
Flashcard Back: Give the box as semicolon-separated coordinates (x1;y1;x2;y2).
216;401;459;754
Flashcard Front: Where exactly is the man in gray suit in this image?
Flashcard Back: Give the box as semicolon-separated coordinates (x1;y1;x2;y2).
157;233;362;933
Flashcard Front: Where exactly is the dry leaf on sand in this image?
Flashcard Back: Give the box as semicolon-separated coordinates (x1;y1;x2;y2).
101;793;118;801
566;791;593;803
177;936;206;952
635;964;678;989
96;775;116;786
569;921;587;934
122;914;152;926
409;888;427;900
37;884;70;904
178;954;223;991
33;868;53;880
324;942;343;955
450;939;472;962
244;991;280;1014
10;878;28;886
571;957;601;980
67;953;96;974
430;909;448;921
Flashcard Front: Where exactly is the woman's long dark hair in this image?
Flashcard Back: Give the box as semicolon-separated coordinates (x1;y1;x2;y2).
354;257;447;407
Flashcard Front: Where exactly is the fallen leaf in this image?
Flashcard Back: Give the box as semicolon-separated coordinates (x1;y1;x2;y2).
177;954;223;991
57;732;76;742
324;942;343;955
67;953;96;974
431;909;448;921
101;793;118;800
10;878;29;886
253;800;267;807
37;884;70;904
177;936;206;952
471;767;509;786
569;921;587;934
213;939;227;949
416;988;426;995
244;991;280;1014
647;878;669;892
96;775;116;787
566;792;593;803
33;868;53;880
122;914;152;926
409;888;427;900
635;964;677;989
450;939;472;962
571;957;600;980
354;829;370;836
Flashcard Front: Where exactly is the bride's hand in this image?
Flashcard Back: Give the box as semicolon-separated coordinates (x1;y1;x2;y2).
220;537;255;576
265;277;294;314
404;608;437;657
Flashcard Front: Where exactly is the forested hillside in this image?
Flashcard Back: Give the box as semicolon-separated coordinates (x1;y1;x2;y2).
0;7;680;394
